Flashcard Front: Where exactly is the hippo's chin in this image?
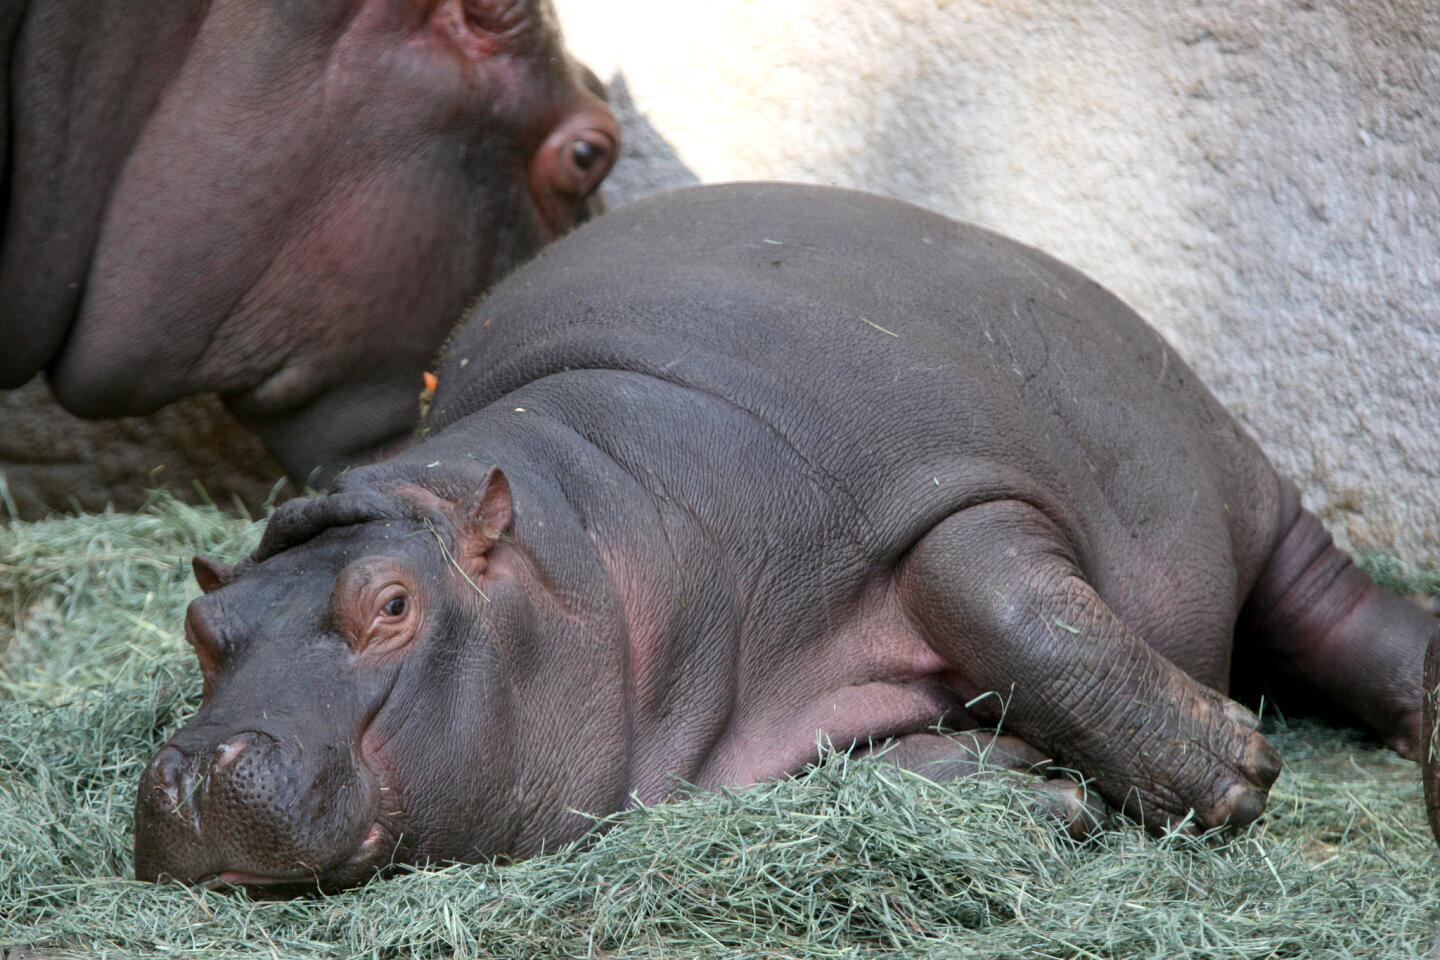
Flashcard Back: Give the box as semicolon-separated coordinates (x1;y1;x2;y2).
314;821;402;891
186;826;395;896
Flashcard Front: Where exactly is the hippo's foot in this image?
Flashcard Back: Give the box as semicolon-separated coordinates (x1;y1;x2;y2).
864;732;1107;839
899;500;1283;834
1238;502;1433;760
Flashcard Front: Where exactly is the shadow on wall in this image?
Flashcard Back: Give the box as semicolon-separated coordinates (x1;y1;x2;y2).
599;73;700;207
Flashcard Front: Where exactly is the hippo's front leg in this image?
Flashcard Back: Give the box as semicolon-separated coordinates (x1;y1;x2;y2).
898;500;1282;833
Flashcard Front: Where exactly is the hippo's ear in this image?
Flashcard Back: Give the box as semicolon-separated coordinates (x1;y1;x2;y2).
454;467;513;566
191;556;236;594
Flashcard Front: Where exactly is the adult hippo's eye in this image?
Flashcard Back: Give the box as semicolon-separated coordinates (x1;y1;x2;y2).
572;139;602;172
567;134;615;190
377;590;411;627
531;115;618;235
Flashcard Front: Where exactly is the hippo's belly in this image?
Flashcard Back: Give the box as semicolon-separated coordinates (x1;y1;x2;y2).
685;583;971;791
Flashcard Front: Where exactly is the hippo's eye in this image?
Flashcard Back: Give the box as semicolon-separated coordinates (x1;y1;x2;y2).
572;139;603;173
338;571;420;655
568;134;616;190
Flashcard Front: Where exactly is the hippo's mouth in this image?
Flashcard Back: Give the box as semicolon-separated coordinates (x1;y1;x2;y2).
188;820;399;896
197;871;316;896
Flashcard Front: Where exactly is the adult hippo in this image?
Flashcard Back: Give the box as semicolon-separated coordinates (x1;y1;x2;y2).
134;184;1436;892
0;0;618;494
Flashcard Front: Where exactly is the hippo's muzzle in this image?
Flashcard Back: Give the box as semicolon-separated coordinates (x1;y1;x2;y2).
135;725;388;893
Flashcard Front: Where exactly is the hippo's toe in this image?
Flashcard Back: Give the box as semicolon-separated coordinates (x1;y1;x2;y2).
1032;778;1108;840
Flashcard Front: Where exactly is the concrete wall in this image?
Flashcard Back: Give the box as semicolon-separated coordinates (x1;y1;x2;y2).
555;0;1440;558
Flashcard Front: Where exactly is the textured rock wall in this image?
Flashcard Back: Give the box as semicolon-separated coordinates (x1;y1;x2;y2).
556;0;1440;557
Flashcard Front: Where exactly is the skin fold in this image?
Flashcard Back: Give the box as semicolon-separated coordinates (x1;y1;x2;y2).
133;184;1437;892
0;0;618;486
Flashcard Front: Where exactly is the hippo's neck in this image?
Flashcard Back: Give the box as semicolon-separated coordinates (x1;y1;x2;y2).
0;0;210;387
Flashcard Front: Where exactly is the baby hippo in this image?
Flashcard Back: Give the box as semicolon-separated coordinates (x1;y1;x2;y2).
134;184;1437;893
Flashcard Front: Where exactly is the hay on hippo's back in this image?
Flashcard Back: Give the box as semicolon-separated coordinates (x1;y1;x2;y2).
0;495;1436;958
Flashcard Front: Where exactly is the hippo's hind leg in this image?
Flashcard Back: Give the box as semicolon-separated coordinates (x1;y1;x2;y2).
1235;490;1436;758
898;500;1282;833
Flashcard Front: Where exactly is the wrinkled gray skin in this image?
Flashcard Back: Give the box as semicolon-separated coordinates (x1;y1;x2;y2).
0;0;617;484
136;184;1437;893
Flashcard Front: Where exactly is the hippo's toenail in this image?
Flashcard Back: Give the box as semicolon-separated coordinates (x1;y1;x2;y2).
1032;780;1106;839
1244;736;1283;788
1216;783;1266;828
1222;699;1260;731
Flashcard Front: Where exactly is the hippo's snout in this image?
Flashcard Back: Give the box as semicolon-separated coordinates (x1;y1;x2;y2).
139;732;286;835
135;728;380;891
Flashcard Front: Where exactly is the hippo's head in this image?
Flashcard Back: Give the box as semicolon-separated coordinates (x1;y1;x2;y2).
134;468;624;892
43;0;617;483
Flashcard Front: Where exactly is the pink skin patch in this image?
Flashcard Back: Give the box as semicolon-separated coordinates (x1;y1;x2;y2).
361;823;386;849
211;735;253;771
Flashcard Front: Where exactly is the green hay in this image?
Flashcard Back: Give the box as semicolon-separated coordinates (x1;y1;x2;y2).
1;497;1437;958
1356;551;1440;601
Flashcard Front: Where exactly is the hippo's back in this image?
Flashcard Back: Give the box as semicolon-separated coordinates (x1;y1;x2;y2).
431;183;1284;669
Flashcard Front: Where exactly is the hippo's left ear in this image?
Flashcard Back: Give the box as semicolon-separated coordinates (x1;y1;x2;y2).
454;467;513;569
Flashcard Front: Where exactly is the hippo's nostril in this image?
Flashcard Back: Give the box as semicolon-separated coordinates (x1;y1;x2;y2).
148;746;190;812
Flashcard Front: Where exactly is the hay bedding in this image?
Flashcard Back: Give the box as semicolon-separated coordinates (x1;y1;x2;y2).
0;495;1436;959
